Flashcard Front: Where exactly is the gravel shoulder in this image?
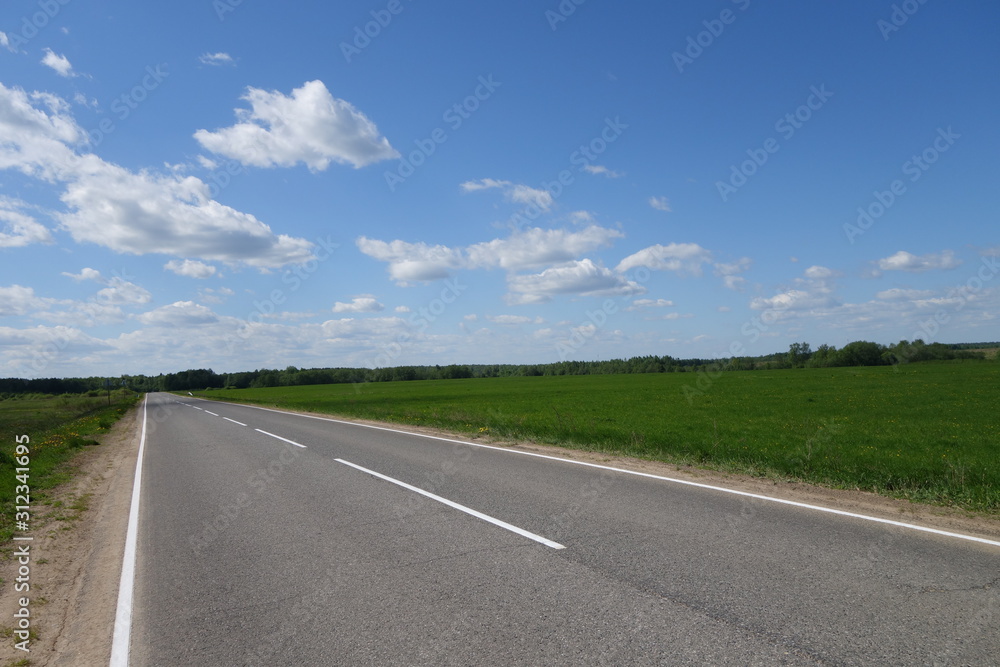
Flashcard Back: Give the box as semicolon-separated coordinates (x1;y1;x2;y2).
0;404;141;666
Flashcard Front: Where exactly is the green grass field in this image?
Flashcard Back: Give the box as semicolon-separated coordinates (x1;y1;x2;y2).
190;361;1000;512
0;393;139;543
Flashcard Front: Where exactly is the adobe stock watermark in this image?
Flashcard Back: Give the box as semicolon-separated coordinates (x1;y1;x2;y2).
889;254;998;367
716;84;833;202
340;0;414;63
506;116;629;233
555;266;650;360
222;237;340;354
3;0;72;50
877;0;930;41
683;296;792;403
843;126;959;244
86;65;170;150
672;0;752;73
368;277;468;368
213;0;245;21
545;0;588;31
384;75;502;192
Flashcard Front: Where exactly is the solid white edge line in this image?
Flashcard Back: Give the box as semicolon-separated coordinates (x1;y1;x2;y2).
254;428;307;448
223;417;247;426
109;393;148;666
204;399;1000;549
336;458;565;549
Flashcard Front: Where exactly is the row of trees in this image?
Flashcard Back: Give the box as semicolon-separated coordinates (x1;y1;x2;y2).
1;340;994;396
780;339;989;369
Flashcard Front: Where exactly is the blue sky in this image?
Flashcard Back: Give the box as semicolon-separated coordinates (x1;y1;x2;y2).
1;0;997;377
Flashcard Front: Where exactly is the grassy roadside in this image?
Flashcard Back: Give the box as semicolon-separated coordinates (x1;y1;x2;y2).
189;362;1000;513
0;392;140;545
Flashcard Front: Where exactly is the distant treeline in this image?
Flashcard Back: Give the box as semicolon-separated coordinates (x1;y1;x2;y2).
0;339;995;396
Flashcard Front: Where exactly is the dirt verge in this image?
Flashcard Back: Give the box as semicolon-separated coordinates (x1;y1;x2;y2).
0;403;141;666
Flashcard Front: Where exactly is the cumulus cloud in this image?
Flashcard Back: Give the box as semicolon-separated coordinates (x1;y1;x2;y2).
332;296;385;313
0;83;317;269
583;165;622;178
505;259;646;305
875;288;934;301
194;80;398;171
714;257;753;290
165;259;218;279
750;265;840;313
877;250;961;273
465;225;623;271
58;163;316;267
0;285;52;316
41;49;74;77
321;316;408;342
486;315;542;325
136;301;219;326
616;242;712;276
199;52;234;66
626;298;674;311
358;225;624;284
648;196;671;212
461;178;554;211
0;199;52;247
61;267;103;282
355;237;464;283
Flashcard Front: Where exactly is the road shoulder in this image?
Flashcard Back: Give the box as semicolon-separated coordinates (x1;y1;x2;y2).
0;403;141;666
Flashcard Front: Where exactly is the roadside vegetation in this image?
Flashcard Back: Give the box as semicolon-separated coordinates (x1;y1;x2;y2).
189;361;1000;513
0;391;139;544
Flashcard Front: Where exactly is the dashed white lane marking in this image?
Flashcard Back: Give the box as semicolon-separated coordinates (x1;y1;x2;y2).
336;458;565;550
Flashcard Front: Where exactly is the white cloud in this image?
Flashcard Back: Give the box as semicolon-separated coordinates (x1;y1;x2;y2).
96;277;152;306
616;242;712;276
0;199;52;247
714;257;753;290
196;155;218;169
876;288;934;301
461;178;554;211
583;165;622;178
41;49;74;77
194;80;398;171
750;289;837;312
486;315;542;325
165;259;218;279
321;316;408;341
136;301;219;326
626;298;674;311
199;52;235;66
877;250;961;273
750;265;840;313
0;83;316;269
359;225;624;284
648;196;671;212
332;296;384;313
0;32;12;52
61;267;103;282
395;305;411;313
505;259;646;305
466;225;623;271
355;237;464;283
0;285;51;316
58;161;316;268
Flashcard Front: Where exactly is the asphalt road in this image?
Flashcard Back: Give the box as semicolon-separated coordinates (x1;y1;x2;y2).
125;392;1000;665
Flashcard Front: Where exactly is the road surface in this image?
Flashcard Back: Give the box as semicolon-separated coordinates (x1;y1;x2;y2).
121;393;1000;665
